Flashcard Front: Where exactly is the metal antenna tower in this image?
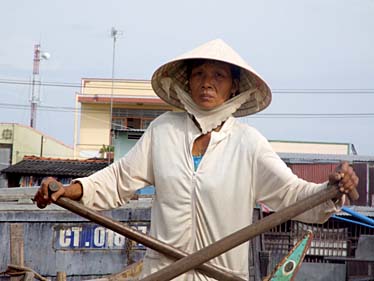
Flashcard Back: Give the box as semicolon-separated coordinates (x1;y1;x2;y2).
30;44;49;128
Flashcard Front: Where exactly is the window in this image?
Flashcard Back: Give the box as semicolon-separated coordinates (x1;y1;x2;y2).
127;118;141;129
0;144;11;166
112;108;168;130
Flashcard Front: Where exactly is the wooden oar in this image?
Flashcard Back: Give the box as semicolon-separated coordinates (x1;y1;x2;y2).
140;185;358;281
47;182;245;281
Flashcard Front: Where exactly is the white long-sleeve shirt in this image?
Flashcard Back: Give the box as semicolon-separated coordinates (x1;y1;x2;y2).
77;112;339;280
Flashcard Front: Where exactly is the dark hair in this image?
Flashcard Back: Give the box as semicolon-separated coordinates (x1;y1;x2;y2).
185;59;240;81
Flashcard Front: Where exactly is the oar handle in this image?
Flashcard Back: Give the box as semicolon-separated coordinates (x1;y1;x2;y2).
49;181;60;193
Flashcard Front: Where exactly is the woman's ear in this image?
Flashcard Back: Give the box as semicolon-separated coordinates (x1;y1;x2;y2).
231;79;239;97
186;78;192;93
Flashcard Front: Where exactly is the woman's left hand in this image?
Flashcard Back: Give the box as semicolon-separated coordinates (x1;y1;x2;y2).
328;161;359;195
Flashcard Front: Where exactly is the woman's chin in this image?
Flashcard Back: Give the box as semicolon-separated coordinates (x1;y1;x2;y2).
196;103;217;110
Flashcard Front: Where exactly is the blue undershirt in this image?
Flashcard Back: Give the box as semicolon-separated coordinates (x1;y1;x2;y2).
193;155;203;171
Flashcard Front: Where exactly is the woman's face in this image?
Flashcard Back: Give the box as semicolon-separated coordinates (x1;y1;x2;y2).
189;60;239;110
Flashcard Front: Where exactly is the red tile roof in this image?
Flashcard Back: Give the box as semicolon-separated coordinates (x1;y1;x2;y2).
1;156;109;177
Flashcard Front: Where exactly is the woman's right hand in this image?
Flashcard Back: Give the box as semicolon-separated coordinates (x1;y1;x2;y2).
33;177;65;209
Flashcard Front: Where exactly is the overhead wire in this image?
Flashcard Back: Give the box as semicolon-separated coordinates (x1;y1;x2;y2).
0;78;374;94
0;102;373;119
0;78;374;119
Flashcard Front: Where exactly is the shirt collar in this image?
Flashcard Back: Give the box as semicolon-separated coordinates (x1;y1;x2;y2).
186;113;235;144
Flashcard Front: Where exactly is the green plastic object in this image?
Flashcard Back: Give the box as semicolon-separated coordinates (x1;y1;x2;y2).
265;230;313;281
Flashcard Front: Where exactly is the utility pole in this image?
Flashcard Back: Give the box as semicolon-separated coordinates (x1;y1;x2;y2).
30;44;49;128
108;27;122;162
109;28;122;140
30;44;41;128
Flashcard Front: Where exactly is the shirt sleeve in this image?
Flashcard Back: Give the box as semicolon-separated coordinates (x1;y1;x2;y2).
252;136;339;224
73;127;155;210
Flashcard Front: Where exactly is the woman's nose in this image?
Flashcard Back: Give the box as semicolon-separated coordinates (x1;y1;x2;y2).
201;74;214;88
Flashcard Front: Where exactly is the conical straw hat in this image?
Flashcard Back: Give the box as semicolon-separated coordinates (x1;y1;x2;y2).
151;39;272;117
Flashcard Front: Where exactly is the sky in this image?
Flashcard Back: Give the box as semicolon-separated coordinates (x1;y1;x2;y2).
1;0;374;155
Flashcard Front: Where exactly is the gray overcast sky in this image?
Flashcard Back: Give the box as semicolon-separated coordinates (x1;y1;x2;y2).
1;0;373;155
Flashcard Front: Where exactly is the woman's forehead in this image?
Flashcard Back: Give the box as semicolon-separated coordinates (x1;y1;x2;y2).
191;59;231;70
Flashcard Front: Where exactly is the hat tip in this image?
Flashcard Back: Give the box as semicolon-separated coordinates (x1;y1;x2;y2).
211;38;226;44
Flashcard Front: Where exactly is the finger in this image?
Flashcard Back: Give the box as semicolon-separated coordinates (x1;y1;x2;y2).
340;171;359;192
336;161;349;174
349;169;359;187
341;161;350;172
33;189;49;206
340;176;355;188
341;167;358;186
41;177;54;199
354;176;359;187
338;166;351;182
51;186;65;202
329;172;343;183
345;166;354;177
36;201;48;209
344;176;359;192
33;189;41;202
340;181;355;193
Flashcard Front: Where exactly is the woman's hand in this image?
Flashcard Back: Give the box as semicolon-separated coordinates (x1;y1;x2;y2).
33;177;65;209
328;161;359;196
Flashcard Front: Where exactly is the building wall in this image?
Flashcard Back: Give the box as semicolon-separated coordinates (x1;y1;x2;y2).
77;103;171;158
81;79;154;97
113;132;140;161
0;124;74;187
370;166;374;207
288;162;374;206
78;104;111;157
352;163;371;206
75;79;174;158
288;163;339;183
270;141;350;155
0;124;73;164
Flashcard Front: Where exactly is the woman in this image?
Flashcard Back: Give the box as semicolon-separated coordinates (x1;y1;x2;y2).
34;39;358;280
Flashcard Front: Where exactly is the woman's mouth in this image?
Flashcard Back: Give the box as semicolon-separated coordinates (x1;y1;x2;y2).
199;92;215;101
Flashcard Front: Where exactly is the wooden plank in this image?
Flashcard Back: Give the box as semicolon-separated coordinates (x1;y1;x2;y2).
0;187;38;202
10;223;24;281
57;271;67;281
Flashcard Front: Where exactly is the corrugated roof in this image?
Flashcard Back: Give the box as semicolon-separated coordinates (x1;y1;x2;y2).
0;156;109;177
279;152;374;163
113;128;146;133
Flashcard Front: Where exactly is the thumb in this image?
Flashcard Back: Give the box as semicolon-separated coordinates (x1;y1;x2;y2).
329;172;344;184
